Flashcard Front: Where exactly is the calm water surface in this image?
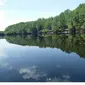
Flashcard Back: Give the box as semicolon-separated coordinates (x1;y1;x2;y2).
0;34;85;82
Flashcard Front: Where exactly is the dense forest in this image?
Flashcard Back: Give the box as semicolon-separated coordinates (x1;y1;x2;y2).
4;3;85;35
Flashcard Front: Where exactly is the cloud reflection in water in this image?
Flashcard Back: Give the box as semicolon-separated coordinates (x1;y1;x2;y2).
19;66;47;80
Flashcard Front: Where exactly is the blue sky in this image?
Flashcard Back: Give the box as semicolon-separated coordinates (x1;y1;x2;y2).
0;0;85;30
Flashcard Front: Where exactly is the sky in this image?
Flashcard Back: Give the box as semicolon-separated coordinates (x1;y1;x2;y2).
0;0;85;31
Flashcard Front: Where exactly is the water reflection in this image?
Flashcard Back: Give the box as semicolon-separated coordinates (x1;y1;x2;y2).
0;34;85;82
46;74;71;82
19;66;47;81
5;34;85;58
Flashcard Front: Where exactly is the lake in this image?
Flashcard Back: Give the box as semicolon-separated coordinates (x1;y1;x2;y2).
0;34;85;82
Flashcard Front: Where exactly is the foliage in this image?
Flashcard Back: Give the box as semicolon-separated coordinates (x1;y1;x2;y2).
5;34;85;58
0;31;5;36
5;3;85;34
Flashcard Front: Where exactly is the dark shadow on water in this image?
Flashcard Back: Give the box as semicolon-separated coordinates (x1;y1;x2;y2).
2;34;85;58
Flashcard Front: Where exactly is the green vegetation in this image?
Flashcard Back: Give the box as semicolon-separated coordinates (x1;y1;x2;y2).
0;31;5;36
5;34;85;58
5;3;85;35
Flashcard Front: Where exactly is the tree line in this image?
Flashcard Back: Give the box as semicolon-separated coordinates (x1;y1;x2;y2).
5;3;85;35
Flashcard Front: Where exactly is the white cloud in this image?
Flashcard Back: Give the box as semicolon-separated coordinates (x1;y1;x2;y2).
0;10;5;31
46;74;71;82
20;66;47;80
0;0;5;6
0;0;7;31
